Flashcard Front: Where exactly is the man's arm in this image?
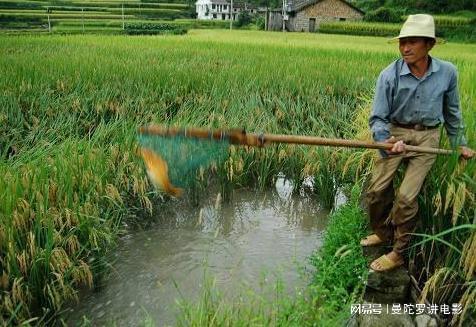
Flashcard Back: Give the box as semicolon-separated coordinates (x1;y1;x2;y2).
443;68;466;147
443;67;473;159
369;71;404;156
369;71;392;143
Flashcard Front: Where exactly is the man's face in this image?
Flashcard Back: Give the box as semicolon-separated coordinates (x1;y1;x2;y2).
399;37;434;65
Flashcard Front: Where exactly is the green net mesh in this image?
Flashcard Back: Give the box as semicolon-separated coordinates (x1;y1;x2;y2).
138;133;230;195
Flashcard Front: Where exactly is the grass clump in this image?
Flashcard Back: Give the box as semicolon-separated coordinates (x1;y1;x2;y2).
305;185;368;321
124;22;187;35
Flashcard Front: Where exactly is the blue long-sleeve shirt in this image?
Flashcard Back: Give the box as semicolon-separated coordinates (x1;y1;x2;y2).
369;56;467;147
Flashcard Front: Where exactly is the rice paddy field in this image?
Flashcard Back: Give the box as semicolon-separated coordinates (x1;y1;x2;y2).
0;0;195;33
319;17;476;42
0;30;475;324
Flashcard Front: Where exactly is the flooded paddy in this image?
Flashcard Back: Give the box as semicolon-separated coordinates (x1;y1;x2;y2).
67;178;335;325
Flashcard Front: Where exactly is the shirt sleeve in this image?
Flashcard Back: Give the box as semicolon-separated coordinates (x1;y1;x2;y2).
369;70;392;143
443;68;467;147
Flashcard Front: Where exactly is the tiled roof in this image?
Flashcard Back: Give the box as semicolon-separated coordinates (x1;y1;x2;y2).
200;0;256;6
287;0;364;14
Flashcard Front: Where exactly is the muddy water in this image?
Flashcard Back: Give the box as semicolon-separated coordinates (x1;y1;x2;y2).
67;178;333;326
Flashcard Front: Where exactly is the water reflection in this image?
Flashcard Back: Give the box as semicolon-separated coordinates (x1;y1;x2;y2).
67;181;328;326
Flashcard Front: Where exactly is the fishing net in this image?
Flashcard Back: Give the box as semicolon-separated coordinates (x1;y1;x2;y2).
137;125;451;197
138;128;231;197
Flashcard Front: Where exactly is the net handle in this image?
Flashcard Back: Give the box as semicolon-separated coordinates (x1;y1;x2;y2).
138;125;455;156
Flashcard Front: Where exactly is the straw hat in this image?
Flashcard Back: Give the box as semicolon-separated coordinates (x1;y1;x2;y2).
392;14;443;42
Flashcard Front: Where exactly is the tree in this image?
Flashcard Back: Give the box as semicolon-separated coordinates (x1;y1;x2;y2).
364;7;402;23
352;0;476;13
236;11;252;27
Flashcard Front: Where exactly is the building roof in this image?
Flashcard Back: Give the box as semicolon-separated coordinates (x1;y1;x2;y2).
288;0;364;14
195;0;229;5
196;0;257;6
233;2;258;9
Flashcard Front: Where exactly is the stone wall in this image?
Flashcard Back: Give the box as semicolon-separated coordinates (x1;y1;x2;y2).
289;0;363;32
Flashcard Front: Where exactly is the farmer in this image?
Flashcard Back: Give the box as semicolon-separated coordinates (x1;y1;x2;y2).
361;14;474;272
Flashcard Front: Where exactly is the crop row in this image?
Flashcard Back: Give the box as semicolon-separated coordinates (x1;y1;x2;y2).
319;21;476;43
0;0;187;10
319;21;401;37
433;15;474;27
0;0;192;32
0;8;184;14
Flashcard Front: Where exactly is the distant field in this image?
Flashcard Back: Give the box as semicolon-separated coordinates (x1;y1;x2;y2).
433;15;474;26
320;18;476;43
0;0;192;32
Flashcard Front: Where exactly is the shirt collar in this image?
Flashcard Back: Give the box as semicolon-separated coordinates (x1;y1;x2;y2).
399;56;440;76
429;56;440;73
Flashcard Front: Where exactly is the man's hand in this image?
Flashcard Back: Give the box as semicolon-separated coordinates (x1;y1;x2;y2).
460;146;475;160
385;136;405;155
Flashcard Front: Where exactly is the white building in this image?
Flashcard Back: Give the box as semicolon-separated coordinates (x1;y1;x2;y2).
195;0;258;21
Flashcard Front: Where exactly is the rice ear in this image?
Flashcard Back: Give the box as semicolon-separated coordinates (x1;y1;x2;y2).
420;268;458;304
452;282;476;327
460;232;476;280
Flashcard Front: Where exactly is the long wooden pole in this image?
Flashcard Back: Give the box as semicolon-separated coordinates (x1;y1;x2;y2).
139;125;455;155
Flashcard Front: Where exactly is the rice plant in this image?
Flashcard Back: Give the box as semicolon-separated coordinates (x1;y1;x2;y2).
0;30;474;323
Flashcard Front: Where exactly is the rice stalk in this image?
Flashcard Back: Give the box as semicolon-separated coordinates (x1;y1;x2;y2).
460;232;476;280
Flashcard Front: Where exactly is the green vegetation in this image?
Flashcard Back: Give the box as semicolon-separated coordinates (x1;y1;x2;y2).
45;18;228;34
2;0;475;42
433;15;475;27
0;0;194;33
348;0;476;42
351;0;475;14
0;30;475;324
319;20;476;43
124;22;187;34
364;6;402;23
320;21;400;37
